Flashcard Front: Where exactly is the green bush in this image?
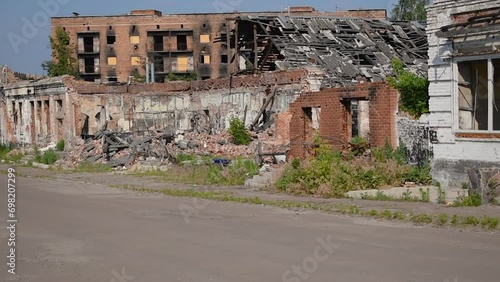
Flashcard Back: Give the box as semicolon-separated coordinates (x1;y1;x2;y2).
35;149;59;165
387;58;429;118
229;117;252;145
56;140;65;151
276;140;432;198
0;143;14;159
209;158;259;186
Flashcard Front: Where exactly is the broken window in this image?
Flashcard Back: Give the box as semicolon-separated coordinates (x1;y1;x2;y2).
107;35;116;44
457;58;500;131
83;37;94;52
154;35;163;51
221;55;228;64
84;58;95;73
177;35;187;50
200;55;211;64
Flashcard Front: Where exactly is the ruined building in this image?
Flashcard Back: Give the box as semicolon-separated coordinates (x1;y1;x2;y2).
1;8;432;167
51;7;387;83
427;0;500;187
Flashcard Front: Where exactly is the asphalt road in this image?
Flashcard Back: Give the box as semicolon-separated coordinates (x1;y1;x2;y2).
0;174;499;282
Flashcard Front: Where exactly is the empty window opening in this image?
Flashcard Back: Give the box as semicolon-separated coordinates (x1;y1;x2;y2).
154;35;163;51
107;35;116;44
203;23;207;28
63;27;66;31
181;24;184;28
84;58;95;73
177;35;187;50
18;102;23;126
87;26;90;31
108;77;118;82
154;56;165;72
132;25;136;33
221;55;228;64
30;101;36;143
44;100;50;135
83;37;94;52
81;114;89;139
201;76;210;80
157;25;160;29
56;99;63;111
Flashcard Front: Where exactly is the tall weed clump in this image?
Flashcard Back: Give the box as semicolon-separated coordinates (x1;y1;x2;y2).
277;139;432;198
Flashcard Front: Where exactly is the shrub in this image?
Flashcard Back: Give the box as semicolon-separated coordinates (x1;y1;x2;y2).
35;149;59;165
276;140;432;198
209;158;259;186
229;117;252;145
56;140;65;151
0;142;14;159
387;58;429;118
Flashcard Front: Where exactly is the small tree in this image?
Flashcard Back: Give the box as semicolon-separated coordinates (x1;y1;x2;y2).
229;117;252;145
390;0;430;22
45;27;78;77
388;58;429;118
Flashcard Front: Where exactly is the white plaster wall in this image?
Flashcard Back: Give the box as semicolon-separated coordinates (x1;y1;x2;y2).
427;0;500;163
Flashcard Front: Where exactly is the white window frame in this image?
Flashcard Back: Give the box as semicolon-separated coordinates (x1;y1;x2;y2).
454;54;500;133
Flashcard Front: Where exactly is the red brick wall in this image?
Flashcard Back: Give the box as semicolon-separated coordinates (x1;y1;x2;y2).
65;69;307;95
288;82;398;159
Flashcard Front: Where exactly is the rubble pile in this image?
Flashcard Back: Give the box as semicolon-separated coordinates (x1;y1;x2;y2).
58;126;290;169
58;128;174;168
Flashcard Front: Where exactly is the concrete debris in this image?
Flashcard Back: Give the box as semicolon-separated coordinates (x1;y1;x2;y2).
59;124;289;169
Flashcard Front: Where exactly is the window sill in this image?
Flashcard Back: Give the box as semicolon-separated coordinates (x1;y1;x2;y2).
456;132;500;139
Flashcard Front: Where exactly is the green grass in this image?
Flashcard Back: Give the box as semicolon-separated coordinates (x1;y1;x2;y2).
109;184;500;231
34;149;59;165
134;158;258;186
359;189;430;203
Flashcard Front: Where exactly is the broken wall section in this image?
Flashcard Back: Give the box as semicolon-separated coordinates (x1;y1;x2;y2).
0;76;77;148
288;82;398;159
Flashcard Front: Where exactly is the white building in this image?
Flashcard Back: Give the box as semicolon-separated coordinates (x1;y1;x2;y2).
427;0;500;188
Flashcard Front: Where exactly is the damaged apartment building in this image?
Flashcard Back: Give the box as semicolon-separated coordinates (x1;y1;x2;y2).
51;7;387;83
1;10;429;166
427;0;500;187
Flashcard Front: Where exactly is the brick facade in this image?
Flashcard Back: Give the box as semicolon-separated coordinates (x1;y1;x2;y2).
288;82;398;159
51;8;387;83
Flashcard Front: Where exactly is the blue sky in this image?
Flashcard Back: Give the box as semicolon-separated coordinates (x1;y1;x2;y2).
0;0;398;74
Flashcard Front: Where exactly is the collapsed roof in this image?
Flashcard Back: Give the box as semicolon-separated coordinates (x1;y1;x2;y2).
227;16;428;87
